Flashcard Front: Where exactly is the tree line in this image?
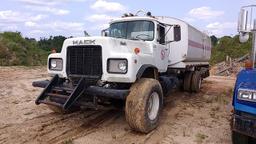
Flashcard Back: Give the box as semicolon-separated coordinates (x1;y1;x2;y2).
0;32;67;66
210;35;251;64
0;31;252;66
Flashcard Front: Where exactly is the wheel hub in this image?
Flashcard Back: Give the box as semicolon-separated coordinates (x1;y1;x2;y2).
147;92;160;121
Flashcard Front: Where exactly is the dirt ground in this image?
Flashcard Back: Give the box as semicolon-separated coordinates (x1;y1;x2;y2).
0;66;236;144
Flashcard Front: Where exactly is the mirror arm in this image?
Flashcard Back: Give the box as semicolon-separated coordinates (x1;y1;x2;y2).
165;40;173;45
101;28;109;37
164;25;173;37
161;25;173;45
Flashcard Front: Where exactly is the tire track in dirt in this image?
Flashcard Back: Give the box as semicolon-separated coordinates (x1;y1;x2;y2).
0;67;123;144
48;110;121;144
37;110;102;144
0;110;95;144
0;67;235;144
0;109;121;144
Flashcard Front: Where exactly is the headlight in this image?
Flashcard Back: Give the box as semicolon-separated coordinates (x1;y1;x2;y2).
238;89;256;102
107;59;128;74
118;62;127;71
49;58;63;71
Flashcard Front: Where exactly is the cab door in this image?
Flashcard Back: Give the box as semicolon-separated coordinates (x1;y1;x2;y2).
153;24;169;72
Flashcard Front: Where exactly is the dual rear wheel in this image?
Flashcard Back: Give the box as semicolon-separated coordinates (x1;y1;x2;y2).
183;71;202;92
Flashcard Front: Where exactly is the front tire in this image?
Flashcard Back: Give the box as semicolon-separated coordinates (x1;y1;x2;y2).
125;78;163;133
232;131;249;144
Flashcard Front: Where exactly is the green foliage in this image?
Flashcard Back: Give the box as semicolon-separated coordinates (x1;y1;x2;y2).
0;32;66;66
210;34;252;64
0;31;251;66
210;35;218;46
38;36;66;52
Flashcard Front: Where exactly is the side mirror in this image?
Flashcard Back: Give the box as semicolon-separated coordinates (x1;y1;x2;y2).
101;28;109;37
165;25;181;44
239;32;249;43
238;9;249;32
238;9;250;43
173;25;181;41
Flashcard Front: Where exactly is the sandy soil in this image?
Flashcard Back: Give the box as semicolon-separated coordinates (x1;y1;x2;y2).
0;66;236;144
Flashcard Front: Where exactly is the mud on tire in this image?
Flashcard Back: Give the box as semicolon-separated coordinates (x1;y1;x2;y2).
191;71;201;93
125;78;163;133
183;72;193;92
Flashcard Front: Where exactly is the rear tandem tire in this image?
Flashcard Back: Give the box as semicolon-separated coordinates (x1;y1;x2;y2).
191;71;202;93
232;131;249;144
125;78;163;133
183;72;193;92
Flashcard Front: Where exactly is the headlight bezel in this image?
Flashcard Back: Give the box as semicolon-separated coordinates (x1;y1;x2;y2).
49;58;63;71
237;88;256;102
107;58;128;74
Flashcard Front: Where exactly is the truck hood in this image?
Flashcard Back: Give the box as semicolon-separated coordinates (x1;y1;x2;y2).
234;69;256;109
236;69;256;87
62;36;153;54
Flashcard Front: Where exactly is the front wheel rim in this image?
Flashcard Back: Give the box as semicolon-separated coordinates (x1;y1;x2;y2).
147;92;160;121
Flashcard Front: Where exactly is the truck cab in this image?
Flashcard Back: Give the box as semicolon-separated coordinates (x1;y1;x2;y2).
47;15;181;83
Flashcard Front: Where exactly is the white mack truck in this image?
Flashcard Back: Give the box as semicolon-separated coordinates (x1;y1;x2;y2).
33;11;211;133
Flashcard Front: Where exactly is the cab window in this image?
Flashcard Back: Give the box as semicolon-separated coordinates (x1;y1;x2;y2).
157;24;165;45
109;20;154;41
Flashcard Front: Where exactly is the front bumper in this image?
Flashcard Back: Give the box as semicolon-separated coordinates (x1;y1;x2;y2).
232;112;256;138
32;80;129;100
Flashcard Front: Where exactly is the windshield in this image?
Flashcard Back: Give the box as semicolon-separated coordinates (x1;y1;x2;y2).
109;20;154;41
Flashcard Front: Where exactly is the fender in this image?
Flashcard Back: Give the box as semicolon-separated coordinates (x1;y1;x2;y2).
233;69;256;115
136;64;158;79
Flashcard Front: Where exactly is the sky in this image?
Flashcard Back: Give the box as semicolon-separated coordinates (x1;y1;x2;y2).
0;0;255;39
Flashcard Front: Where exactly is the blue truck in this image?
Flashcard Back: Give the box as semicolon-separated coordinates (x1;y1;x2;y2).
231;5;256;144
232;69;256;143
